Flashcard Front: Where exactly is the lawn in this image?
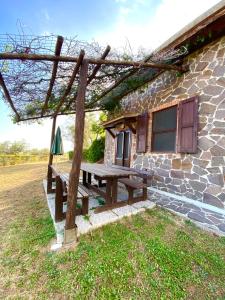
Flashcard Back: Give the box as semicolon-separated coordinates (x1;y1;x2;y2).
0;162;225;299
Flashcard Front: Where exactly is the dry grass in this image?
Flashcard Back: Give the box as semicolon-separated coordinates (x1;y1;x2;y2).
0;162;225;299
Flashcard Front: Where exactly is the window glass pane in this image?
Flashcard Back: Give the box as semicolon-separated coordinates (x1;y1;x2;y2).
116;132;123;158
153;132;176;152
124;131;130;159
153;106;177;132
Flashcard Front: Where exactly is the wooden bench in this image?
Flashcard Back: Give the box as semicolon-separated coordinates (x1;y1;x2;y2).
49;165;89;222
112;165;153;204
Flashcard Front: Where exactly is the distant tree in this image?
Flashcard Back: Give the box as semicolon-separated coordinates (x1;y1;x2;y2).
0;140;27;154
0;141;11;154
65;112;106;149
9;140;28;154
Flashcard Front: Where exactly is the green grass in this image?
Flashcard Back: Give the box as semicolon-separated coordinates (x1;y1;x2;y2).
0;162;225;299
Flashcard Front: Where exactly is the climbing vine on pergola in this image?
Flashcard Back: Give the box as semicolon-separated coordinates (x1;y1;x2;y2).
0;34;187;121
0;34;188;240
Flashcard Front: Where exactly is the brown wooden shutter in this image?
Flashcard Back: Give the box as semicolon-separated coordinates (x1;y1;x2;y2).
136;112;148;153
177;96;198;153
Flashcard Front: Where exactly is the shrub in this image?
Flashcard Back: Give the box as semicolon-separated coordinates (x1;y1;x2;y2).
87;137;105;163
82;149;89;161
68;151;74;160
68;137;105;163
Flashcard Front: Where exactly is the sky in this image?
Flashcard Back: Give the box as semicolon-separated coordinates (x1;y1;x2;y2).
0;0;221;151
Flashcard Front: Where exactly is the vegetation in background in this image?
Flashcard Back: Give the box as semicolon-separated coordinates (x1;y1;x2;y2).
0;140;67;166
84;136;105;162
67;112;106;163
1;162;225;299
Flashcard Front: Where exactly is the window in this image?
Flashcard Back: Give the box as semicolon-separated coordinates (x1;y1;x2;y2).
116;132;124;159
115;130;131;167
152;106;177;152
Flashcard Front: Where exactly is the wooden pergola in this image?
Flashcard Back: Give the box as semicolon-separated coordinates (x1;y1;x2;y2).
0;34;187;242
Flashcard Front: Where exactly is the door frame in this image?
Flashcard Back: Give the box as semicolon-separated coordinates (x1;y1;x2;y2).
115;129;132;167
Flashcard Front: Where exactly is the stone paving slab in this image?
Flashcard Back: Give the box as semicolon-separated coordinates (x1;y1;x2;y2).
112;205;140;217
43;180;156;250
89;211;118;227
149;189;225;236
76;215;93;235
132;200;156;210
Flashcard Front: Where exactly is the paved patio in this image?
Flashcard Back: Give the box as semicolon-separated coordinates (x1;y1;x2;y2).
43;179;225;250
43;180;156;249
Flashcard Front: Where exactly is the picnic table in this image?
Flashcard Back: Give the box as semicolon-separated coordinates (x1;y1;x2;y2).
80;163;137;211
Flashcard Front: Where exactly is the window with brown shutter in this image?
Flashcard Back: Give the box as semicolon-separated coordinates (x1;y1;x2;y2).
136;112;148;153
177;96;198;153
152;106;177;152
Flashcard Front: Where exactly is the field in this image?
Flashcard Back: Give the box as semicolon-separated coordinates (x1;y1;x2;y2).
0;162;225;299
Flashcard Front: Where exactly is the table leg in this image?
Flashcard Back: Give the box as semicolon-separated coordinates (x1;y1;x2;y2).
111;178;118;203
88;172;92;184
83;171;87;186
105;179;112;205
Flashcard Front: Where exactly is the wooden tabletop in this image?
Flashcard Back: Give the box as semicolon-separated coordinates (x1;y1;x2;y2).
80;163;137;178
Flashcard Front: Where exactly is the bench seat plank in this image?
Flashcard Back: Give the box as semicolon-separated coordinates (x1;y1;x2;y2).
119;178;147;189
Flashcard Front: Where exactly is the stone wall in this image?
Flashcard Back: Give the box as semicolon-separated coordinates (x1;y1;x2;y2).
104;36;225;209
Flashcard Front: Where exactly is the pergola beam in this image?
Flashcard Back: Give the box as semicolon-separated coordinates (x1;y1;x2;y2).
87;45;111;84
0;72;20;120
64;45;111;112
0;52;185;72
41;36;64;116
65;59;88;240
53;50;85;117
18;108;103;122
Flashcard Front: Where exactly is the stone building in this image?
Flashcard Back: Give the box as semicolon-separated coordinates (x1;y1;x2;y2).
103;1;225;212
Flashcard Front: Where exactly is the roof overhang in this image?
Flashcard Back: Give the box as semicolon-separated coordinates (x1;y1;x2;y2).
102;113;138;128
102;113;139;137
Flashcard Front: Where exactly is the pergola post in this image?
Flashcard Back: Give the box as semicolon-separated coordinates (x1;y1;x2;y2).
47;115;57;193
64;59;88;244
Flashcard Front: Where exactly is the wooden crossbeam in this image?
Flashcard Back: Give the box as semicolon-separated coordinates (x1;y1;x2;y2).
64;45;111;112
87;51;176;108
86;69;137;108
18;108;103;122
52;50;85;117
87;45;111;85
0;72;20;120
41;36;64;116
0;52;185;72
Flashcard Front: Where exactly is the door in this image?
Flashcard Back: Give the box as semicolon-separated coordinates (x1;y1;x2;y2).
115;130;131;167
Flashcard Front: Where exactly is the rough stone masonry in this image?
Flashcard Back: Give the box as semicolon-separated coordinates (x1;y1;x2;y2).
104;36;225;210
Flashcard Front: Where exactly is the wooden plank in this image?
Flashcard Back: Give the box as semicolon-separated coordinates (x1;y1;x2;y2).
106;128;116;138
105;179;112;205
80;163;137;178
78;185;89;198
64;45;111;111
119;178;147;189
53;50;85;117
136;112;149;153
41;36;64;116
111;179;118;203
85;183;107;199
0;52;185;71
65;59;88;230
95;201;127;213
87;45;111;85
0;72;20;120
18;108;102;122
